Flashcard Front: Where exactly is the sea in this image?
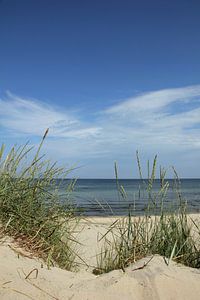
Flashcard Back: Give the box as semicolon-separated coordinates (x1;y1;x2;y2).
56;179;200;216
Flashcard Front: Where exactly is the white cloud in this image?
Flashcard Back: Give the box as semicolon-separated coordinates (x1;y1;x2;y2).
0;91;101;139
1;85;200;177
102;85;200;149
105;85;200;115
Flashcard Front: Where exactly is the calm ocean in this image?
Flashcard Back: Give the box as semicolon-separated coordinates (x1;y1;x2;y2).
57;179;200;216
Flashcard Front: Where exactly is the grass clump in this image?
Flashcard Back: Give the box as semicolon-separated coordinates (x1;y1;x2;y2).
96;154;200;273
0;130;79;271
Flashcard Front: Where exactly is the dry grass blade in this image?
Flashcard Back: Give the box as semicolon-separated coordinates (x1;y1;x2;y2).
2;286;35;300
132;255;154;271
26;280;60;300
25;268;39;279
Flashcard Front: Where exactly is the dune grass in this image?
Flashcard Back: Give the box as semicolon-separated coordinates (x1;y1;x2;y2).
0;133;199;274
95;154;200;274
0;130;80;271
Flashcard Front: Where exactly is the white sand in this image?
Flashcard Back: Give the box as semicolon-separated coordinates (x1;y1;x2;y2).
0;214;200;300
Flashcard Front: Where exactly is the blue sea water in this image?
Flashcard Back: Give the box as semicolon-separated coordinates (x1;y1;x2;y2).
57;179;200;216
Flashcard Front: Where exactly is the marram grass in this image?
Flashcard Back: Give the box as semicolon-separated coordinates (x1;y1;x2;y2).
0;134;199;274
95;155;200;274
0;130;79;271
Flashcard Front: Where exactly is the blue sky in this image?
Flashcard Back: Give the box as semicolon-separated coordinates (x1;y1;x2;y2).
0;0;200;178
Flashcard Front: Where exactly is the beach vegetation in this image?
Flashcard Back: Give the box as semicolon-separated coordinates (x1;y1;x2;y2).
95;154;200;273
0;130;80;271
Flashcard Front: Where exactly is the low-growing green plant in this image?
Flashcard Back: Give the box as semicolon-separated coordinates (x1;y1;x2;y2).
0;130;80;271
95;154;200;274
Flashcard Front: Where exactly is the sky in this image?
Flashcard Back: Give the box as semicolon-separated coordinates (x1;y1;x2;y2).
0;0;200;178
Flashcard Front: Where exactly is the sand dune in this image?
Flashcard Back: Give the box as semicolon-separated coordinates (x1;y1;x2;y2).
0;215;200;300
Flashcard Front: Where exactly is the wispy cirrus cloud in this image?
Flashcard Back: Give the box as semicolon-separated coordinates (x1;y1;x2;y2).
102;85;200;149
105;85;200;115
0;92;101;139
0;85;200;177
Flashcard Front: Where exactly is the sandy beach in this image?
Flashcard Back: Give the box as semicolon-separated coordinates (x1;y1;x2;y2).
1;0;200;298
0;214;200;300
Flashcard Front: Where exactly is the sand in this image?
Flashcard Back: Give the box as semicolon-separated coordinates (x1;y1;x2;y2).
0;214;200;300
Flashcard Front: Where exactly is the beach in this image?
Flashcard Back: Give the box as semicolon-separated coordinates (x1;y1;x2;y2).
1;0;200;298
0;214;200;300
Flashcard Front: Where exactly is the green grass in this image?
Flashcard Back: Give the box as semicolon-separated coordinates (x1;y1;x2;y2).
0;134;199;274
0;130;80;271
95;154;200;274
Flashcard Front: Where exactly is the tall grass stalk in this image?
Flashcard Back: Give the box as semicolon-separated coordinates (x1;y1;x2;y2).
0;130;79;271
96;154;200;273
